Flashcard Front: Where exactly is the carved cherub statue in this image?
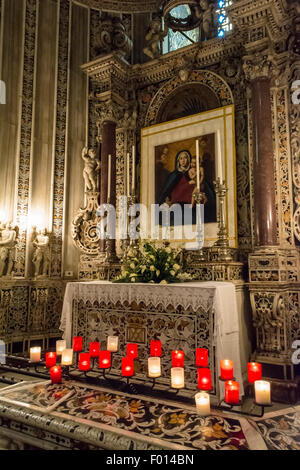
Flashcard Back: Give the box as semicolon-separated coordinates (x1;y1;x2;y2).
143;18;168;60
32;228;51;278
0;223;17;277
81;147;101;192
195;0;215;40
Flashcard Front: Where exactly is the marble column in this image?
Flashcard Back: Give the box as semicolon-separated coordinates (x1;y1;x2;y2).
251;77;278;246
100;120;117;254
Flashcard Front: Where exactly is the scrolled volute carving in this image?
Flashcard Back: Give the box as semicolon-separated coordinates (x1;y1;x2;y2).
72;192;102;256
94;14;132;59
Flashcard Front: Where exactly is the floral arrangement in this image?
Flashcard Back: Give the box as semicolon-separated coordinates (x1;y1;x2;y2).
114;240;193;284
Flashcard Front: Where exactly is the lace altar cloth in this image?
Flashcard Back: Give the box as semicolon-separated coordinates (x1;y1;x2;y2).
60;281;244;398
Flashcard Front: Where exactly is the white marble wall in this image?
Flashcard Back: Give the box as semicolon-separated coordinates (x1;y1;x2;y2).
0;0;90;278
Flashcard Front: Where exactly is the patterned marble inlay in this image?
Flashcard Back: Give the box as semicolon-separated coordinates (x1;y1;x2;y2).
2;382;73;409
0;381;249;450
256;407;300;451
57;387;249;450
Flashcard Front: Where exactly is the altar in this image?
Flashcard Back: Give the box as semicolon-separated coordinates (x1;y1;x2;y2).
60;281;248;400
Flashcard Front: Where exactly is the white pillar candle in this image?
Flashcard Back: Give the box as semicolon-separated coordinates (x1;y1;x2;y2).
255;380;271;405
195;392;211;416
148;357;161;378
107;154;112;202
107;336;119;352
131;145;135;192
217;132;223;182
30;347;41;363
126;152;130;197
171;367;184;389
196;139;200;190
61;349;73;366
56;340;66;356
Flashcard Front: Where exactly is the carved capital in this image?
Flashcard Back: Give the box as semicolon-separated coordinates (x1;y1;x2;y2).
97;100;125;126
243;50;275;81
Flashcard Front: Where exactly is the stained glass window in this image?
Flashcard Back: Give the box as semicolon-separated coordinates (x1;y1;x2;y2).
216;0;233;38
162;1;233;54
163;26;199;54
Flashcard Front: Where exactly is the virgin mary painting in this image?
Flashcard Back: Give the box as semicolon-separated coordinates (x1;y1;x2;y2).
155;135;217;226
158;150;194;203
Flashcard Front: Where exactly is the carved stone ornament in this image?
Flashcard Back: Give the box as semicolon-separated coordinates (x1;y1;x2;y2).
143;16;168;60
94;14;132;59
72;192;102;257
97;100;125;126
0;223;18;278
288;1;300;56
243;49;276;81
81;146;101;192
32;229;51;279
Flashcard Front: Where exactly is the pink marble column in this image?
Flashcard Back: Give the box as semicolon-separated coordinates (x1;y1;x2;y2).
251;77;278;246
100;120;117;254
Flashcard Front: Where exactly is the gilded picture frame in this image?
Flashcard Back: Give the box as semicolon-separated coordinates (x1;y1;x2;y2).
140;105;237;248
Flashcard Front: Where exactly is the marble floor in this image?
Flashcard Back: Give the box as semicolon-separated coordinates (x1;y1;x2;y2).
0;377;299;450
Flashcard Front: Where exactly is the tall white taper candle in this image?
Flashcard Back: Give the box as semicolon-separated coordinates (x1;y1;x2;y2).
217;132;223;182
196;139;200;190
132;146;136;192
127;152;130;197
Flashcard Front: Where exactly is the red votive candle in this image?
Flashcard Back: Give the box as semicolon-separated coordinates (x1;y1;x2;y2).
225;381;240;405
99;350;111;369
50;366;62;384
122;357;134;377
172;350;184;367
248;362;262;383
220;359;234;380
79;353;90;371
150;340;162;357
89;342;100;358
197;368;212;391
196;348;208;367
45;352;57;369
127;344;138;359
73;336;83;352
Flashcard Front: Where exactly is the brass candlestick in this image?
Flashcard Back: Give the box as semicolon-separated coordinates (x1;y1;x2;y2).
193;191;206;261
104;199;119;264
128;194;139;249
213;178;232;261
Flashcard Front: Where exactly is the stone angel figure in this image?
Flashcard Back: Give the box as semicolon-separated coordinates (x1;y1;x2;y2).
143;18;168;60
195;0;215;40
32;228;51;278
81;146;101;192
0;223;18;277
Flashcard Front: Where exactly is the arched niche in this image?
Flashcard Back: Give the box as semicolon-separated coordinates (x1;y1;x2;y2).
144;70;234;127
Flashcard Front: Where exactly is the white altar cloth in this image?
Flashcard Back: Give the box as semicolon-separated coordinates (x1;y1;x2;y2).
60;281;245;398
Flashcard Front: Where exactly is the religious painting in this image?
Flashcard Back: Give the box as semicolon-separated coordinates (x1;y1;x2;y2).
140;105;237;248
155;134;217;226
